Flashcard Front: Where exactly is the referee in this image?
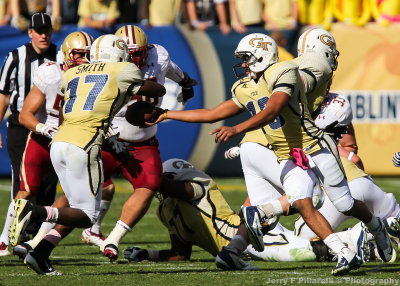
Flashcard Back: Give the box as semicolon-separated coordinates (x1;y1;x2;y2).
0;12;58;253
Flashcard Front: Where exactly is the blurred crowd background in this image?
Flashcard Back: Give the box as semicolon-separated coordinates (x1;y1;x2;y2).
1;0;400;55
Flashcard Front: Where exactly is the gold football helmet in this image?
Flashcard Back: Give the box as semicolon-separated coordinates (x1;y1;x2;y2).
115;25;149;68
62;31;94;68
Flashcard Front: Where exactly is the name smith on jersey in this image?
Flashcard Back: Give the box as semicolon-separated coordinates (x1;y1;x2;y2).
75;63;106;74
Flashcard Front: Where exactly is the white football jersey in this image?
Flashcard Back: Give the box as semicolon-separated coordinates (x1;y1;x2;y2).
314;93;353;129
113;44;183;142
32;61;63;128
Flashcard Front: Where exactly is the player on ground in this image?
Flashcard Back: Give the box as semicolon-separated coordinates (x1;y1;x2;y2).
9;34;166;275
122;158;372;266
80;25;197;262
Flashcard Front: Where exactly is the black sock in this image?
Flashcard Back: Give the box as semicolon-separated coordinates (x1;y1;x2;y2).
31;204;48;221
34;239;55;258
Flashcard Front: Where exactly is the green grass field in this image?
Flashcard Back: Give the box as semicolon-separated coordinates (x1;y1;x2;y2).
0;177;400;285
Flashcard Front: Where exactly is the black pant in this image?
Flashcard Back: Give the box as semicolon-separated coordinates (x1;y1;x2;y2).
7;114;58;234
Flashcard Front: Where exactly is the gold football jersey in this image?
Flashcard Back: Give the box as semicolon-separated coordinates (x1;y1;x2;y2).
340;157;368;182
232;61;323;161
54;62;143;151
292;53;333;119
157;168;240;256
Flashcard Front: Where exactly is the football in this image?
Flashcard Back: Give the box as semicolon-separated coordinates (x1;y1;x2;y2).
125;101;160;127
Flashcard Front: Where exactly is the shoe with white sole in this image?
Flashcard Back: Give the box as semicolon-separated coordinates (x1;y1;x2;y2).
347;222;370;263
13;242;32;259
369;218;393;262
9;199;33;246
0;242;11;256
331;247;362;276
82;229;105;248
103;243;119;262
383;217;400;249
24;250;61;276
239;206;266;252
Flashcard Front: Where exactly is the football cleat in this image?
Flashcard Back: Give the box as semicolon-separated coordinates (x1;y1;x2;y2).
369;218;393;262
24;250;61;276
239;206;266;252
368;241;397;263
0;242;11;256
82;229;105;248
215;246;259;271
383;217;400;249
103;243;119;262
331;247;362;276
9;199;33;246
13;242;32;259
347;222;370;263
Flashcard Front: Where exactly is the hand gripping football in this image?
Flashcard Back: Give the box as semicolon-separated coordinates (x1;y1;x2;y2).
125;101;164;127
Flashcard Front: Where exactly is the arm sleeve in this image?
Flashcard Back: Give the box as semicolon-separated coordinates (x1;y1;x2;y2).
298;69;317;94
165;60;184;83
33;63;62;95
272;68;297;96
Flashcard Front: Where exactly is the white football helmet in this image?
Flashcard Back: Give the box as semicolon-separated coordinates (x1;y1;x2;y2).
297;28;340;71
233;33;278;79
315;93;353;129
90;34;129;63
162;158;194;179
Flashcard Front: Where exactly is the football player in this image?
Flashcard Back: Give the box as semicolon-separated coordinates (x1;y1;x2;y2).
79;25;197;262
10;34;166;275
2;31;94;258
122;158;372;266
219;27;395;268
295;92;400;252
147;32;392;275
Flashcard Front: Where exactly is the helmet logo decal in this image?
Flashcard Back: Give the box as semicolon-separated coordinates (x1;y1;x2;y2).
249;38;272;50
115;39;126;51
320;34;334;48
172;160;192;170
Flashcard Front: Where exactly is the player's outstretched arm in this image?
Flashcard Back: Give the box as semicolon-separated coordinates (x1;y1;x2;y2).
211;91;289;143
123;233;192;262
146;99;243;126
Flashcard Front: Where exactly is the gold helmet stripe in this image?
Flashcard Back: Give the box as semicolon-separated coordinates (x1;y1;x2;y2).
95;35;105;61
301;28;315;54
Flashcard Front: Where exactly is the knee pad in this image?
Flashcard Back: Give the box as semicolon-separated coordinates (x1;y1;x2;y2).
313;154;344;187
328;184;354;213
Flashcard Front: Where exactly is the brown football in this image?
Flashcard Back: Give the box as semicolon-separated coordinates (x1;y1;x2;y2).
125;101;157;127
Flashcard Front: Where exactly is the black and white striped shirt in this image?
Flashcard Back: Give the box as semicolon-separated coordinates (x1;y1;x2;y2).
0;42;58;124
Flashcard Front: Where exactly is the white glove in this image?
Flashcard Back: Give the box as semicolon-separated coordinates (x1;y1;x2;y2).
35;123;58;139
393;152;400;167
224;146;240;159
